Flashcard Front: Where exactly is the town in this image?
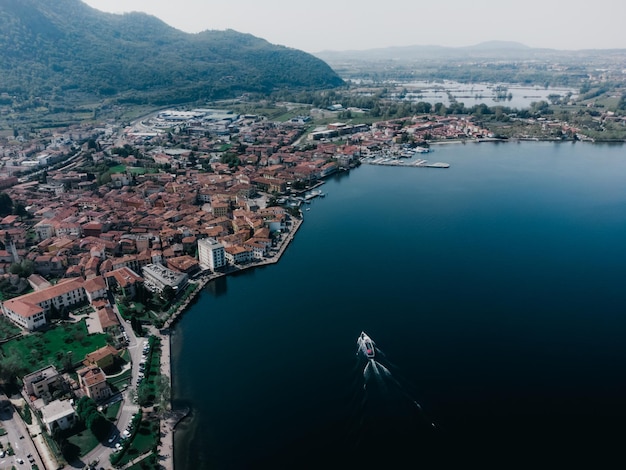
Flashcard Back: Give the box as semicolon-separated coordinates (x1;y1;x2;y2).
0;103;602;470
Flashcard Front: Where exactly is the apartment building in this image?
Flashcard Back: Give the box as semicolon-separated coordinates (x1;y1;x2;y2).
1;278;87;331
197;238;226;271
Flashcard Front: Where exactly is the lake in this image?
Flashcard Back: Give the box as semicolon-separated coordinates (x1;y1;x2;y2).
172;141;626;469
393;80;575;108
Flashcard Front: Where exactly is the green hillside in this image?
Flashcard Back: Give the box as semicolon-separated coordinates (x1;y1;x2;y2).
0;0;344;106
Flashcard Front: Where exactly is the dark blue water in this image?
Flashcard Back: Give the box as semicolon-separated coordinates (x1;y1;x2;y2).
172;141;626;469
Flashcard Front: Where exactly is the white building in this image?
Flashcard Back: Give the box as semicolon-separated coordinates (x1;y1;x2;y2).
1;278;87;331
198;238;226;271
23;366;62;398
141;263;188;294
224;245;253;265
33;219;56;241
83;276;108;303
41;400;76;434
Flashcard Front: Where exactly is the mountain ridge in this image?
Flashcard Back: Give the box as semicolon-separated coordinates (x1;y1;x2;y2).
0;0;344;105
314;40;626;62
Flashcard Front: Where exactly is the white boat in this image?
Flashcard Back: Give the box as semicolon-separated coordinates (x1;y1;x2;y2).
414;146;430;153
358;331;375;358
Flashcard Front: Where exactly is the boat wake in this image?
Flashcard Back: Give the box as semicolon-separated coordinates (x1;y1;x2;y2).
346;331;439;465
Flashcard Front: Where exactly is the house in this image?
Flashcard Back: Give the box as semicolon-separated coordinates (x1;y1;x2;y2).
83;344;119;371
33;220;56;241
166;255;200;275
27;274;52;291
224;245;253;265
104;267;144;298
23;365;62;399
40;400;76;434
97;306;120;330
33;255;65;277
83;276;108;303
76;365;112;402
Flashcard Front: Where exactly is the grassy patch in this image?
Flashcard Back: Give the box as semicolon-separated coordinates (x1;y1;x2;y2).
104;401;122;421
1;320;107;373
0;316;21;341
115;419;160;466
67;428;100;457
126;167;148;175
108;368;132;392
126;454;160;470
109;164;126;173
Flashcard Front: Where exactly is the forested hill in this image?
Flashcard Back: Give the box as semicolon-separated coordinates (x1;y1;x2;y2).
0;0;344;105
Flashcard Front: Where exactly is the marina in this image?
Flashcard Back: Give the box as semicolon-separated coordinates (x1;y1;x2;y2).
304;189;326;200
362;156;450;168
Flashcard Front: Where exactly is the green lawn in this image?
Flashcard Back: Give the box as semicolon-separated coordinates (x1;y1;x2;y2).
105;401;122;421
66;402;121;457
67;428;100;457
115;419;160;466
109;164;126;173
1;320;107;373
108;368;132;392
126;167;148;175
0;316;21;341
110;165;148;175
126;454;159;470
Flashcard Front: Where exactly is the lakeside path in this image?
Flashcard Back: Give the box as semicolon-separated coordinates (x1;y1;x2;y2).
153;216;304;470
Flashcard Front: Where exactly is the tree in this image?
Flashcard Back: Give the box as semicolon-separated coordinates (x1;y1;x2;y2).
9;260;34;278
0;193;13;217
76;396;110;441
136;384;152;407
97;171;112;186
0;354;26;386
161;286;176;302
76;396;97;419
130;315;144;336
12;202;27;217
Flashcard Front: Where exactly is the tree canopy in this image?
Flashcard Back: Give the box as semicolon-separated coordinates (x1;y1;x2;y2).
0;0;344;107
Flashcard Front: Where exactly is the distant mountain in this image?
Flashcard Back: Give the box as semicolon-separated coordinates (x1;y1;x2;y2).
462;40;531;51
314;41;553;62
0;0;344;105
313;41;626;87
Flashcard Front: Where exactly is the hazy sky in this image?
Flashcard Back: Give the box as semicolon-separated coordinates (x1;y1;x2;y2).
82;0;625;52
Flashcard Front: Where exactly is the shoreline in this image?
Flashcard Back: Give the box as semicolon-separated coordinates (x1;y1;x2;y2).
162;215;303;332
155;216;304;469
140;138;622;468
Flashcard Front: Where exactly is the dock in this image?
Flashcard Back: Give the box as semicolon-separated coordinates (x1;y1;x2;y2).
362;157;450;168
304;189;326;200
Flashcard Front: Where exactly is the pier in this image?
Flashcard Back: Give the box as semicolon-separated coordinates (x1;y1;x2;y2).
362;157;450;168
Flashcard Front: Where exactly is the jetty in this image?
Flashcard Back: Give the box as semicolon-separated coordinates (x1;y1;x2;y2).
362;157;450;168
304;189;325;201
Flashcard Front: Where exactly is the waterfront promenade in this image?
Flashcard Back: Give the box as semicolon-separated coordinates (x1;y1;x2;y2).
153;215;304;470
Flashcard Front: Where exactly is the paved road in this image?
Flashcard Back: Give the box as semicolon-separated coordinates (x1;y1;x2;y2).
0;395;45;470
81;305;144;467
